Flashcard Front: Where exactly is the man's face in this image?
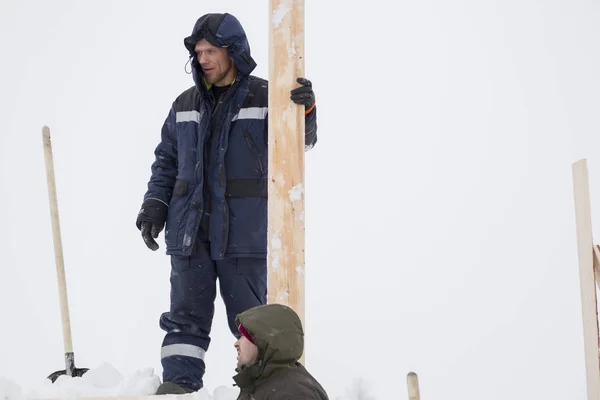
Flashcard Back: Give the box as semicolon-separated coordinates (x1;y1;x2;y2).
234;335;259;369
194;39;235;87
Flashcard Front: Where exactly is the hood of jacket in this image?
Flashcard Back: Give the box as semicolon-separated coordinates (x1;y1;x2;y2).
183;13;257;89
233;304;304;389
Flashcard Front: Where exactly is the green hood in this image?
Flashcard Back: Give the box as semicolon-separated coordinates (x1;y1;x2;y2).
232;304;304;388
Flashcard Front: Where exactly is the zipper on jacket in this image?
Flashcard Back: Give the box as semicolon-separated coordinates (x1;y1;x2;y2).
208;79;238;187
207;78;240;258
211;79;239;145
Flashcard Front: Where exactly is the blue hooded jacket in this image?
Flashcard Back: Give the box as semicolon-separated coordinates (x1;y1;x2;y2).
141;13;317;259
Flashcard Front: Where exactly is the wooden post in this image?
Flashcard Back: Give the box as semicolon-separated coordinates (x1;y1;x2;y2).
407;372;421;400
572;159;600;400
268;0;306;362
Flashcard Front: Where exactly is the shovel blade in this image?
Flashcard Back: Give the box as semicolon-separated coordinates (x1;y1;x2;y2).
47;367;89;383
47;352;88;383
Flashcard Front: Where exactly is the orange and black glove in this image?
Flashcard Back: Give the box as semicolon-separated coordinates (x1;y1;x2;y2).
290;77;316;114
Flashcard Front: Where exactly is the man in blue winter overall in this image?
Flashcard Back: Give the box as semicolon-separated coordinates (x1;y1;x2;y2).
135;13;318;395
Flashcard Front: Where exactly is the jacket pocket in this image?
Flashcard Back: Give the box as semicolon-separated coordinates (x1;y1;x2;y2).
173;179;189;197
165;179;190;250
243;132;265;176
226;196;267;256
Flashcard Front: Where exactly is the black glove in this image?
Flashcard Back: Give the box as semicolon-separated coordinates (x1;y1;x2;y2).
290;77;315;111
135;199;168;251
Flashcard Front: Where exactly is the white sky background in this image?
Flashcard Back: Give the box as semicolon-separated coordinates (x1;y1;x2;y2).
1;0;600;399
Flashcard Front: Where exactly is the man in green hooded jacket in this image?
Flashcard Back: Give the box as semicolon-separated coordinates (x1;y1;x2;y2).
233;304;329;399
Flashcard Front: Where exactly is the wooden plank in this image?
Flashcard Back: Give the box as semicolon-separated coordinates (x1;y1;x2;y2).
572;158;600;400
267;0;306;362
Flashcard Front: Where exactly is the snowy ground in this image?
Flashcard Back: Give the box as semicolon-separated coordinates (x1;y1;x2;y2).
0;364;239;400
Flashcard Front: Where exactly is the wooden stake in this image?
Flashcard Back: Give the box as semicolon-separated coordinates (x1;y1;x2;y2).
572;159;600;400
267;0;306;362
407;372;421;400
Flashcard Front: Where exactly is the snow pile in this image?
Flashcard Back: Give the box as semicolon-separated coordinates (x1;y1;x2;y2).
0;363;238;400
0;377;23;400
